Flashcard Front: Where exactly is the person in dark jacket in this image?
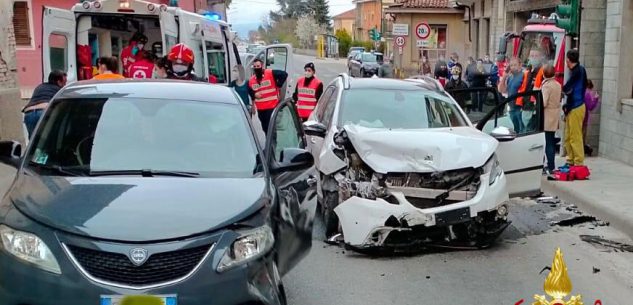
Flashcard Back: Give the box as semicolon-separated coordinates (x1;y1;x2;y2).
444;63;469;111
471;59;491;112
23;70;67;138
562;49;587;166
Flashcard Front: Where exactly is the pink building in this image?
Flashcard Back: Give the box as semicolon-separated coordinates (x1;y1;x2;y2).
12;0;207;98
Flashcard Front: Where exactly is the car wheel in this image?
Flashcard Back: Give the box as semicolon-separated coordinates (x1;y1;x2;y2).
322;191;339;238
360;68;365;78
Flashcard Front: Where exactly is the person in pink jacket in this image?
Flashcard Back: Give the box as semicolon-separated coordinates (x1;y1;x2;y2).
583;79;600;156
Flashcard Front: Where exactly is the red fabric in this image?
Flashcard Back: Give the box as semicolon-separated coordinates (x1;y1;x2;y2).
120;43;140;77
570;165;590;180
209;74;218;83
296;77;322;119
128;59;155;79
249;69;279;110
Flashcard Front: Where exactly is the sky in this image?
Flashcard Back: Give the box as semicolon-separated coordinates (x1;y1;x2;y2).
227;0;355;38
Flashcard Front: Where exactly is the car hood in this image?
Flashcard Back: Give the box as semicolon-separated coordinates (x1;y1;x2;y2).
343;125;497;173
8;174;267;241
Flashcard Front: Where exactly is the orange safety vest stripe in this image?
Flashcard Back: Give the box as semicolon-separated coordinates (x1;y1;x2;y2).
516;70;530;107
249;69;279;110
296;77;322;119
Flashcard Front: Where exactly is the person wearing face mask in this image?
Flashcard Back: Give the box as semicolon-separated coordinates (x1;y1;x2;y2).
166;43;205;81
444;64;469;111
471;59;492;112
120;32;148;77
292;62;323;121
127;51;155;79
419;55;432;76
248;58;289;134
153;56;169;79
229;65;255;115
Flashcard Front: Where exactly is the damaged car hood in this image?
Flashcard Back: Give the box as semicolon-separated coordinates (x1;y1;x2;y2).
344;125;497;173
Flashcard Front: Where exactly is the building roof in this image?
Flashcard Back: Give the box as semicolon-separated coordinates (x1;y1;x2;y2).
394;0;451;8
333;8;356;20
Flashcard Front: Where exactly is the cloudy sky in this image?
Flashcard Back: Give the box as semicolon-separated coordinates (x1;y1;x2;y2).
227;0;355;38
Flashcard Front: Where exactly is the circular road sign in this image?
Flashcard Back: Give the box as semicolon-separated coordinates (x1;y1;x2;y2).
394;36;406;47
415;22;431;40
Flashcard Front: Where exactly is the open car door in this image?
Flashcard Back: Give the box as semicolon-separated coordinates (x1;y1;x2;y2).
247;44;294;101
474;90;545;197
42;7;76;82
264;100;317;275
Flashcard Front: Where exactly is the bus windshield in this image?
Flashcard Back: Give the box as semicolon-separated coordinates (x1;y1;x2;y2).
518;31;558;68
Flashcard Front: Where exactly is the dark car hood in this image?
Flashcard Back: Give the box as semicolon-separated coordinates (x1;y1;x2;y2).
8;173;267;242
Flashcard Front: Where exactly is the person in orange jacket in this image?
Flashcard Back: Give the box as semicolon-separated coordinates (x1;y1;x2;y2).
92;57;125;80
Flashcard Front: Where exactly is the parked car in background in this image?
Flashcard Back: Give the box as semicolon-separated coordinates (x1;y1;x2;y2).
0;80;316;305
347;47;366;68
349;52;383;77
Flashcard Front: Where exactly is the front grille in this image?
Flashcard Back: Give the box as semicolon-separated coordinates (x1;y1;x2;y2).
386;168;480;189
66;244;211;287
405;196;461;209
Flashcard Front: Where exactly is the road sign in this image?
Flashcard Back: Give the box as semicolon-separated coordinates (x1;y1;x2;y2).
394;36;406;47
415;22;431;40
416;40;429;48
398;46;403;55
392;23;409;36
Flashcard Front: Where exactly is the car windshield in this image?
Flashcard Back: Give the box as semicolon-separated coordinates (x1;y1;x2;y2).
518;31;557;66
361;53;378;62
26;98;258;177
339;89;467;129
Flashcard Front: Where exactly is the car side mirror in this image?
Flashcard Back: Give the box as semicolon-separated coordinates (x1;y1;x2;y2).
272;148;314;173
303;121;327;138
490;126;517;142
0;140;22;168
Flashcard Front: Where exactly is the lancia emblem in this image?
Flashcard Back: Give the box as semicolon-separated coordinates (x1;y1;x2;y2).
129;248;149;266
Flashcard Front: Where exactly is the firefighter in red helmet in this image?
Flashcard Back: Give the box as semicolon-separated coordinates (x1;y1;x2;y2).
166;43;205;81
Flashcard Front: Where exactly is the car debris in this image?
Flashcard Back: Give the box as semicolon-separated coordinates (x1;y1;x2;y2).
580;235;633;252
323;125;511;253
592;267;600;274
537;196;560;204
551;215;609;227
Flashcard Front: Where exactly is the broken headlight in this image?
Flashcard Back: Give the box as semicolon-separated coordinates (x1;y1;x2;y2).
217;225;275;272
483;154;502;185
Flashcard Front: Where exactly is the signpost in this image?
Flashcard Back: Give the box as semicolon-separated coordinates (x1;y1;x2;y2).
394;36;406;47
392;23;409;36
415;22;431;40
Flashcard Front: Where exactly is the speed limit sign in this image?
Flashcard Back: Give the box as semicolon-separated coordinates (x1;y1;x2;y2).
415;22;431;39
394;36;406;47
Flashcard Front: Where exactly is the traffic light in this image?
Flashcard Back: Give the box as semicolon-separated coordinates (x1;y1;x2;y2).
555;0;579;35
368;27;381;41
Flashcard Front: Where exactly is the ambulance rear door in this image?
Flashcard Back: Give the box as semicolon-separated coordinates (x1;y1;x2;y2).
159;9;178;54
42;7;76;82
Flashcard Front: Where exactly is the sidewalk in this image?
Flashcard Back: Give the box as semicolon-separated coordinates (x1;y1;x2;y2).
542;156;633;240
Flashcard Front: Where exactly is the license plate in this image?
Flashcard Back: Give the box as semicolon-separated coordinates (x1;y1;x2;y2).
100;295;177;305
435;207;471;225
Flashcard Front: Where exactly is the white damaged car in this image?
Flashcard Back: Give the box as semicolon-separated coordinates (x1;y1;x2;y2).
303;75;545;252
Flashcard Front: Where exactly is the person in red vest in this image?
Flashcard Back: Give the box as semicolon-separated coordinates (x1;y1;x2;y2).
292;62;323;121
128;51;155;79
120;32;148;77
248;58;288;134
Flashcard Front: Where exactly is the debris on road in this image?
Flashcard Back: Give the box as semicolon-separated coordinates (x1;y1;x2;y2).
593;267;600;274
580;235;633;252
552;215;609;227
537;196;560;205
539;266;551;274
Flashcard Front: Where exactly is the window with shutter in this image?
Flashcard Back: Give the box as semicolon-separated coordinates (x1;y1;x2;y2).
13;1;32;47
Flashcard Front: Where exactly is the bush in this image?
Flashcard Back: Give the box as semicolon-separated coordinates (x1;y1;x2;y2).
335;29;352;57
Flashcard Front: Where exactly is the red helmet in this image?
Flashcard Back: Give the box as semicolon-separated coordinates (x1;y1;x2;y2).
168;43;194;65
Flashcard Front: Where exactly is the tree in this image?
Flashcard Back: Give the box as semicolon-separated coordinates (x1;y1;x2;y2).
274;0;309;19
308;0;330;30
295;15;325;48
259;17;300;46
248;30;259;43
335;29;352;56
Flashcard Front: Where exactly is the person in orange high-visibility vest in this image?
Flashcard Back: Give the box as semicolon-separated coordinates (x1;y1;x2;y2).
248;58;288;134
293;62;323;121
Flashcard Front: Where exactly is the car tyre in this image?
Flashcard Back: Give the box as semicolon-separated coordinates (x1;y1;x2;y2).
360;68;365;78
322;191;339;238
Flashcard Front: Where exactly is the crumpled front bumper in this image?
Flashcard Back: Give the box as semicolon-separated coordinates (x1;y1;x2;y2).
334;172;510;250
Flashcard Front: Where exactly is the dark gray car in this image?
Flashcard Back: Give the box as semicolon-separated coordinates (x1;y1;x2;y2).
0;80;317;305
349;52;383;77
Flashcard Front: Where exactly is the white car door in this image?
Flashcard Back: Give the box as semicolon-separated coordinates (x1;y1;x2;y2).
42;7;76;83
247;44;294;101
480;90;544;197
446;87;545;197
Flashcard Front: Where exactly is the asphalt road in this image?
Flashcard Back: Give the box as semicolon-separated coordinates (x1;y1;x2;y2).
283;54;633;305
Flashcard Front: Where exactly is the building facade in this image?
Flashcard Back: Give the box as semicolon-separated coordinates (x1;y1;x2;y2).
353;0;383;41
12;0;207;98
333;8;355;37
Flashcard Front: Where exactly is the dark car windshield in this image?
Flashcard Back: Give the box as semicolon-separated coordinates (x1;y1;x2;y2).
26;98;258;177
361;53;379;62
339;89;467;129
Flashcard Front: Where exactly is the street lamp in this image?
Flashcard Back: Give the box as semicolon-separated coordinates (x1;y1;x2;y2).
451;1;471;42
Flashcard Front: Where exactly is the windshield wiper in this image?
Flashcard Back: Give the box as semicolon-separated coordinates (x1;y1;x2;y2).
28;161;85;177
88;169;200;178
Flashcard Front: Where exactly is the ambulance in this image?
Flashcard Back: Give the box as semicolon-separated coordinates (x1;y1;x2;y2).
43;0;293;92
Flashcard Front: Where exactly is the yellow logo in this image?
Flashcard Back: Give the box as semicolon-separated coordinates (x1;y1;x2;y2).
532;248;583;305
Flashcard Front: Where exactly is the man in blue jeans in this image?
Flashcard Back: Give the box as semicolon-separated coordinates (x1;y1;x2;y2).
22;70;67;138
498;57;525;133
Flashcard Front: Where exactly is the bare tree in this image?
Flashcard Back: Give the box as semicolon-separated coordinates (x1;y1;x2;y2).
295;15;325;49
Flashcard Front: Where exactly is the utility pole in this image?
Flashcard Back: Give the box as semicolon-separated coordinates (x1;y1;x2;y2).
0;1;25;145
